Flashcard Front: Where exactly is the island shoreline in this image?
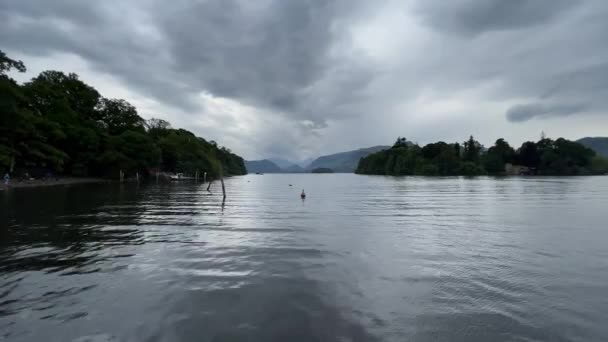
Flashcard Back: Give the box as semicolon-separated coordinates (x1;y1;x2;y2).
1;177;110;191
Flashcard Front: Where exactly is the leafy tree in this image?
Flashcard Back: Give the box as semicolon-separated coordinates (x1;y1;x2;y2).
484;138;515;173
24;71;101;122
422;142;449;160
590;156;608;175
0;51;26;75
483;153;505;174
0;53;64;172
537;138;595;175
145;118;172;140
459;161;485;176
358;135;603;177
0;50;247;179
0;68;27;171
435;147;462;175
98;130;160;177
392;137;409;149
22;70;106;174
518;141;540;169
463;135;481;163
95;98;145;135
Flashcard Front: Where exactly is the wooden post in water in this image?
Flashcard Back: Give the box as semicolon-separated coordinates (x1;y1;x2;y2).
203;172;207;184
156;171;159;184
119;170;124;183
219;165;226;199
195;169;199;183
136;172;139;183
220;177;226;199
206;180;213;191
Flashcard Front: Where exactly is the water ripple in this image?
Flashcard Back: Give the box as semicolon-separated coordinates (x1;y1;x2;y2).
1;175;608;341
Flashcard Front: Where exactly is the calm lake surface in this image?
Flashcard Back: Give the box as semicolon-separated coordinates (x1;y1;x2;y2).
1;174;608;342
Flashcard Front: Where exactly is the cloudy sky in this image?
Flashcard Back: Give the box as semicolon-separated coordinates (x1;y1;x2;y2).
2;0;607;160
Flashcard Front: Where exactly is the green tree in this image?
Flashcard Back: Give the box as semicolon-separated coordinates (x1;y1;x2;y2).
95;98;145;135
0;63;27;171
145;118;172;140
518;141;540;169
459;161;485;176
0;51;26;75
98;130;160;178
463;135;481;163
484;138;515;173
22;71;106;174
590;156;608;175
392;137;409;149
0;53;68;172
0;50;247;179
537;138;595;175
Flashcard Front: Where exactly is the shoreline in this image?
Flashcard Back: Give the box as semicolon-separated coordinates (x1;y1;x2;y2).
1;177;110;190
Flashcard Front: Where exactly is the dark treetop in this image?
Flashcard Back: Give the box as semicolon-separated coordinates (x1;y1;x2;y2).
577;137;608;158
0;50;246;179
356;136;608;176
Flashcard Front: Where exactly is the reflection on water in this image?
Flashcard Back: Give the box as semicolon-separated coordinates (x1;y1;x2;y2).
1;175;608;341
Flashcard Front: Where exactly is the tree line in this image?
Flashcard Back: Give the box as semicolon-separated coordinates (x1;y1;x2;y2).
356;135;608;176
0;50;246;179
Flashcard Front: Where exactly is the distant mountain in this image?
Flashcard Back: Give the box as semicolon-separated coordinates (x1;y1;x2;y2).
307;146;390;173
284;164;305;173
268;158;297;169
245;159;282;173
298;158;314;168
577;137;608;158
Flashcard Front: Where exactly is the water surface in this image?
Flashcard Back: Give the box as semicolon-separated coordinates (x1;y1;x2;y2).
1;175;608;341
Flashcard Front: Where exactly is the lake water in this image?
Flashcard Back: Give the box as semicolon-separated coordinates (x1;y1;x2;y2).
1;174;608;342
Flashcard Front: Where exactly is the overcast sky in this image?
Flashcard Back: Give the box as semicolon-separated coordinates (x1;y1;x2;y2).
2;0;607;160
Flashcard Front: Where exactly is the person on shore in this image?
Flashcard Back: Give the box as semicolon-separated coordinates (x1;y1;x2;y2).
3;173;9;185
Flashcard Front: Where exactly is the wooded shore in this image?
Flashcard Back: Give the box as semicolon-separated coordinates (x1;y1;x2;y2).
1;177;108;190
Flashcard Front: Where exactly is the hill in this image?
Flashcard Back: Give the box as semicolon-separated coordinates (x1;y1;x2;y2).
577;137;608;158
268;158;297;169
307;146;390;173
298;158;314;168
245;159;282;173
284;164;305;173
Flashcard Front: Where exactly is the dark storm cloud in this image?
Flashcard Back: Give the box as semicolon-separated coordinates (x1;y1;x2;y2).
2;0;608;158
415;0;580;36
0;0;202;111
156;0;375;124
0;0;103;26
413;0;608;124
0;0;371;126
162;0;330;107
506;103;588;122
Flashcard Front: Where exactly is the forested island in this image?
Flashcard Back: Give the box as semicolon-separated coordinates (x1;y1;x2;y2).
0;50;246;180
356;136;608;176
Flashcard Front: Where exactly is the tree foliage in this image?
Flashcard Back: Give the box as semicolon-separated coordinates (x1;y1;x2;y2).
483;138;515;173
0;50;246;179
356;135;603;176
0;51;26;75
